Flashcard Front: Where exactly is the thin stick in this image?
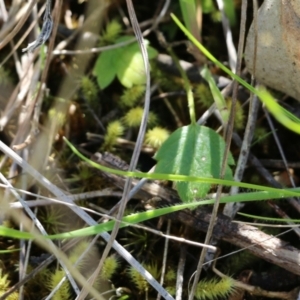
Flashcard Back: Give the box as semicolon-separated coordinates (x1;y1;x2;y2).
157;220;171;300
0;0;38;49
224;94;260;217
176;243;187;300
77;0;153;298
188;1;248;298
215;0;237;71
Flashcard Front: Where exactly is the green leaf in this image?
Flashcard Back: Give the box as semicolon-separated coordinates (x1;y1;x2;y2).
117;42;157;88
224;0;236;26
93;48;118;89
179;0;197;33
154;124;234;202
93;36;157;89
201;66;229;123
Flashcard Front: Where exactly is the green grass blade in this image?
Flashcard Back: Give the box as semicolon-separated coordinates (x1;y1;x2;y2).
1;188;300;240
238;212;300;223
63;137;300;198
170;13;300;134
201;66;229;123
0;249;20;253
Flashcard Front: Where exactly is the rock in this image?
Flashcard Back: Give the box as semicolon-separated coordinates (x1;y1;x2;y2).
245;0;300;101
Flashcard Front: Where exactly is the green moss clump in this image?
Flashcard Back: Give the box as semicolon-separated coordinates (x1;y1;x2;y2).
194;83;214;108
99;19;122;45
195;276;236;300
145;127;170;149
102;120;125;151
120;85;145;108
123;107;157;128
0;269;19;300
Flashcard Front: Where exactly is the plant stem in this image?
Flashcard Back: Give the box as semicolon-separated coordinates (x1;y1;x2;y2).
168;48;196;124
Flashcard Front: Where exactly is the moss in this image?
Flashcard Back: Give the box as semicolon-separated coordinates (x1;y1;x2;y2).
145;127;170;148
102;120;125;151
0;269;19;300
123;107;157;128
120;85;145;108
99;19;122;45
195;277;236;300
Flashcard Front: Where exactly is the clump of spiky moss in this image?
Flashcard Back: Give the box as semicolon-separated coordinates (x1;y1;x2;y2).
39;205;67;234
145;127;170;148
102;120;125;151
46;269;71;300
194;83;214;108
128;263;160;294
99;19;122;45
99;255;120;281
45;241;100;300
195;276;236;300
0;269;19;300
120;85;145;108
80;76;98;103
123;107;157;128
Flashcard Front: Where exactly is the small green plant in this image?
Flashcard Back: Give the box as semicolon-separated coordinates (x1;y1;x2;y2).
99;19;122;46
0;269;19;300
46;269;72;300
128;262;160;294
100;255;120;281
80;76;98;103
194;276;236;300
123;107;157;128
145;127;170;149
102;120;125;151
120;85;145;108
